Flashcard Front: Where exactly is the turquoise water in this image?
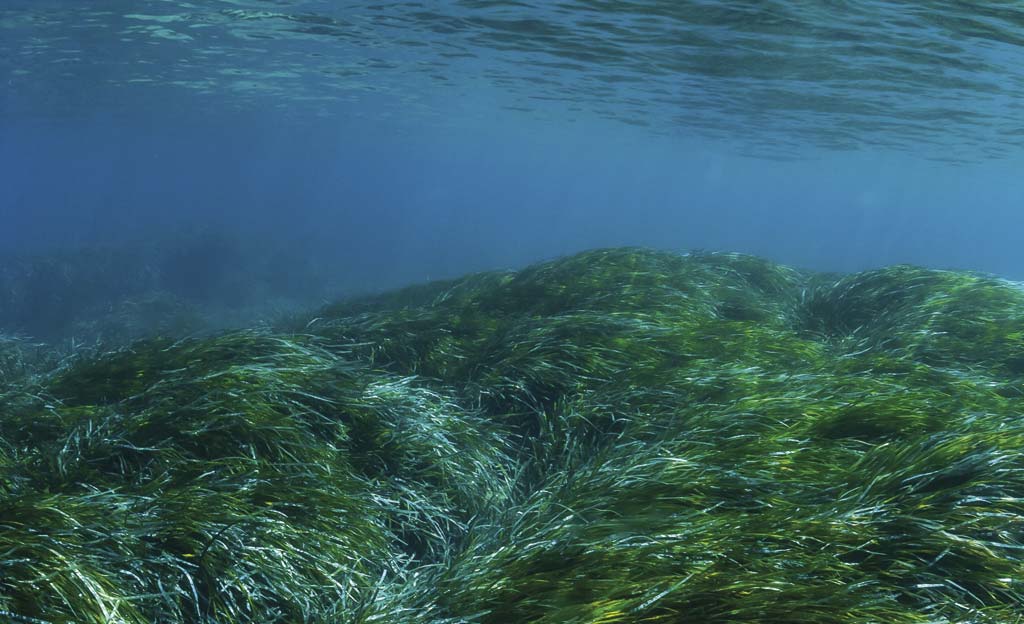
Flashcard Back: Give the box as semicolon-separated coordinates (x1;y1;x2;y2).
1;2;1023;304
4;1;1024;159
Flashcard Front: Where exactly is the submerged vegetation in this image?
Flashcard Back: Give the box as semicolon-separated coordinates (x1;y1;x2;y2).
1;247;1023;623
0;233;333;345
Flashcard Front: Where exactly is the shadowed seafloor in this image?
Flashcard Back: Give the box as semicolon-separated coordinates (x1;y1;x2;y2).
1;247;1023;623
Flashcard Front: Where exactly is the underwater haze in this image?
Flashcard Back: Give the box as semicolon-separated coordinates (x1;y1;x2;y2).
3;0;1024;301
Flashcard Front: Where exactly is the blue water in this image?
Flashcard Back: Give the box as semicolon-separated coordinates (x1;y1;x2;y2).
2;1;1023;292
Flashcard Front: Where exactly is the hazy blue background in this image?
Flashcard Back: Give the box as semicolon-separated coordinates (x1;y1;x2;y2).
2;0;1023;316
6;110;1021;289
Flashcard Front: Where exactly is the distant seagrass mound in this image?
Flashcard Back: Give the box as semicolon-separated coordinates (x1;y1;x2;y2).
0;234;333;346
2;247;1023;623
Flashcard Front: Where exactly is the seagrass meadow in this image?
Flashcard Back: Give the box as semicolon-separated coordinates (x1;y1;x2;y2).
2;247;1023;623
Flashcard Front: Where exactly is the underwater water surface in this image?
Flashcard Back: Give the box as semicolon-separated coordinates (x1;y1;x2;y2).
4;0;1024;158
2;2;1024;624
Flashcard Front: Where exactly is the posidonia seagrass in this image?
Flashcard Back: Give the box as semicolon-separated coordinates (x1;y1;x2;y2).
2;248;1022;622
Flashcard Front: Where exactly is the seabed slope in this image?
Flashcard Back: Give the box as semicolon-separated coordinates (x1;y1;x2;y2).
1;248;1023;623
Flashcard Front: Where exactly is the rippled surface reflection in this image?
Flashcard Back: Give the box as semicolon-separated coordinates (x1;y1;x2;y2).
3;1;1023;160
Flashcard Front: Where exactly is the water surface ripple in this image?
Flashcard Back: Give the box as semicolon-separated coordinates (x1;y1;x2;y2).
3;1;1023;159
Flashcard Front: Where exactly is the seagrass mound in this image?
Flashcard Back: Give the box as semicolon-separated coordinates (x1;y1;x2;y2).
2;247;1022;623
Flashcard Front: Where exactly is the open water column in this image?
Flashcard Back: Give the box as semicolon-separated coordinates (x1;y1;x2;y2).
1;2;1023;623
